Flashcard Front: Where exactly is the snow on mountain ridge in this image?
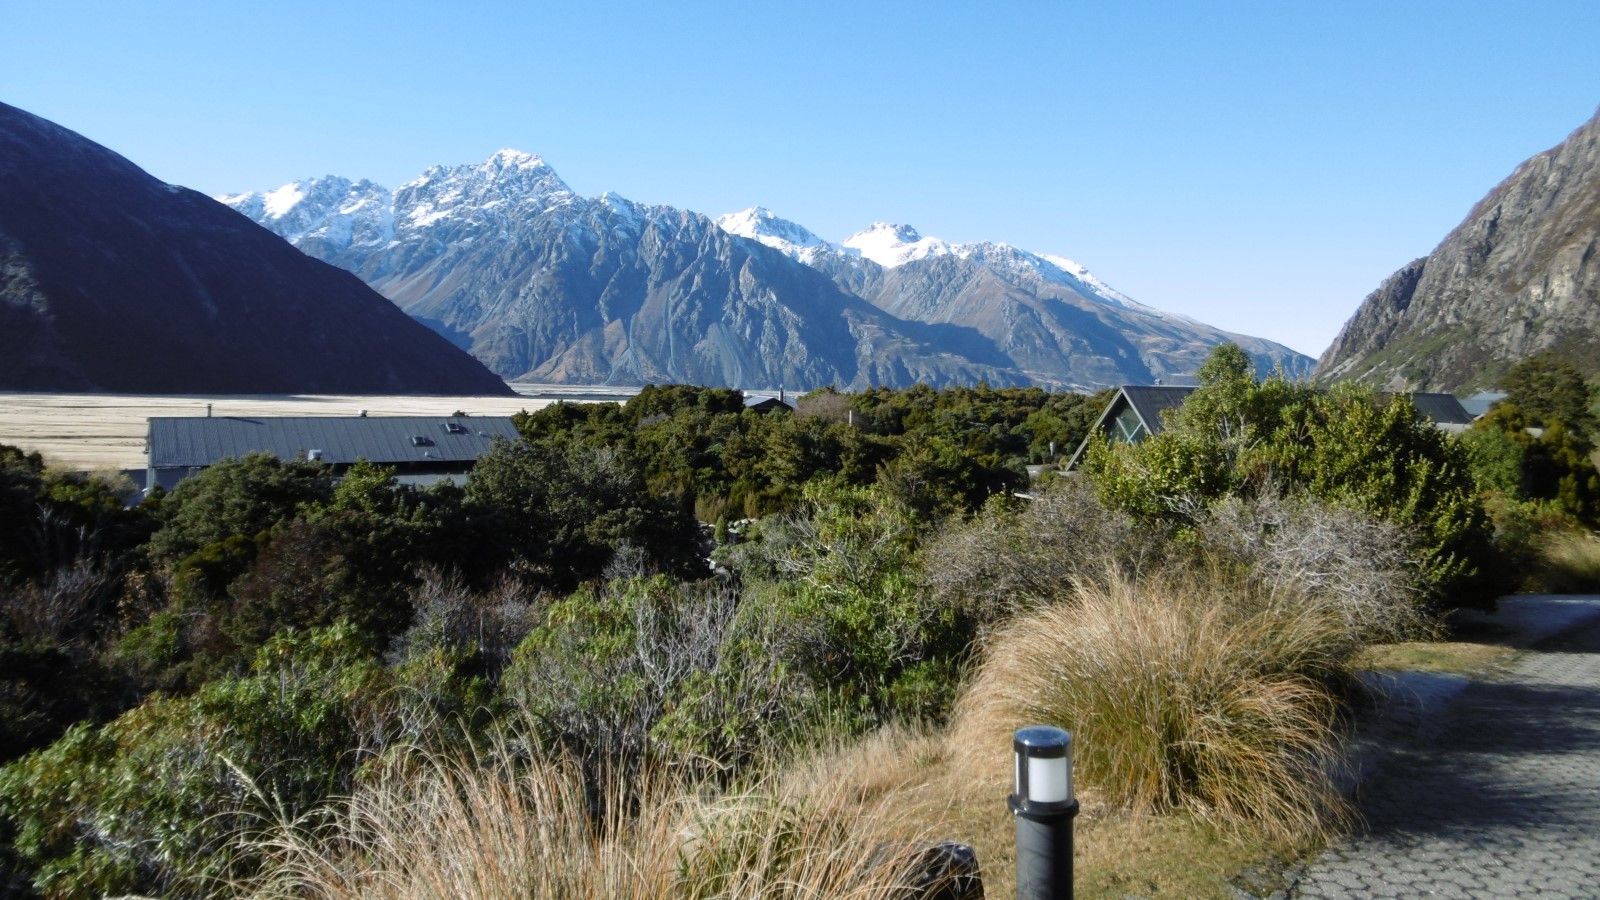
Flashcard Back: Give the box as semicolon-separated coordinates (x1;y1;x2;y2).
712;207;854;264
707;206;1180;324
262;183;305;219
841;222;954;267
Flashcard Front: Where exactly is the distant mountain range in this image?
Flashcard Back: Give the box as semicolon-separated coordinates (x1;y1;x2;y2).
1318;107;1600;391
223;155;1314;391
0;102;511;395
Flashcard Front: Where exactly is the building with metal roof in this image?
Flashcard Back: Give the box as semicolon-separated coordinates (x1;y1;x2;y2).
145;415;520;492
742;394;795;414
1065;386;1476;470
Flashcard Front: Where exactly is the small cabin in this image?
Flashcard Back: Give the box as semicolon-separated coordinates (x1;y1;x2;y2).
742;393;795;414
1065;385;1476;469
1065;386;1197;469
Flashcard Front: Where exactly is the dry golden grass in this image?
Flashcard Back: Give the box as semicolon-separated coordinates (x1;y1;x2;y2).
0;387;629;470
948;570;1352;850
1353;640;1516;675
1534;529;1600;594
234;672;1329;899
233;737;958;900
771;725;1277;899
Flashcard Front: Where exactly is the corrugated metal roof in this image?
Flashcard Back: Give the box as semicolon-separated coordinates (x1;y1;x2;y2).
743;395;794;411
148;416;520;468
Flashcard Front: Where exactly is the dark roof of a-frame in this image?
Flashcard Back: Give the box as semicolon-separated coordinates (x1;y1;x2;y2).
1064;385;1195;469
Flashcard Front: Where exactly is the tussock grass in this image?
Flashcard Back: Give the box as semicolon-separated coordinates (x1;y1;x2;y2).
234;735;953;900
950;570;1354;848
1534;530;1600;594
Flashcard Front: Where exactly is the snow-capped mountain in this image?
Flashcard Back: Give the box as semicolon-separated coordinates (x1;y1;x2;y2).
220;177;392;255
713;207;841;264
714;208;1169;315
223;156;1015;389
223;152;1313;390
841;222;954;268
708;207;1309;385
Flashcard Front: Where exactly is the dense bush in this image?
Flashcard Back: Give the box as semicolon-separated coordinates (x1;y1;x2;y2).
0;624;395;898
504;575;803;772
1463;404;1600;524
727;481;973;727
1085;344;1494;606
147;454;332;568
468;438;703;589
920;477;1166;630
1498;351;1597;440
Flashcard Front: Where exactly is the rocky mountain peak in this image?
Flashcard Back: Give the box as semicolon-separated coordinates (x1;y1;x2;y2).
219;177;392;250
714;206;833;258
395;150;574;229
1316;107;1600;390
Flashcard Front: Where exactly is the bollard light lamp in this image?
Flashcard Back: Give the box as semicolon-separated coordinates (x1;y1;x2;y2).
1012;725;1073;812
1010;725;1078;899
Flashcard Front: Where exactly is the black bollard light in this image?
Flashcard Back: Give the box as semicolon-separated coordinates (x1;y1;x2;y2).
1009;725;1077;900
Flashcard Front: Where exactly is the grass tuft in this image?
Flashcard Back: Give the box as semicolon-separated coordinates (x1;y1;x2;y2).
232;733;956;899
1533;530;1600;593
950;570;1353;849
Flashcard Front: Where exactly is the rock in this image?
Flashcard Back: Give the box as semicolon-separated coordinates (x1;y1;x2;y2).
1318;107;1600;391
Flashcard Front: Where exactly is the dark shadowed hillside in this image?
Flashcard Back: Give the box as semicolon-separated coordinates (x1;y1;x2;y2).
0;102;512;395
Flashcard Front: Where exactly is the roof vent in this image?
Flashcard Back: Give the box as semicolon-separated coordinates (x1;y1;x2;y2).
411;436;434;447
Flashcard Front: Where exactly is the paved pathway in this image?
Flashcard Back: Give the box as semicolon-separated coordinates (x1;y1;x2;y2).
1289;614;1600;898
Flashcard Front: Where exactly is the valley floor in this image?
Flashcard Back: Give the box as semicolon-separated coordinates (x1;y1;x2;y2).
0;383;634;470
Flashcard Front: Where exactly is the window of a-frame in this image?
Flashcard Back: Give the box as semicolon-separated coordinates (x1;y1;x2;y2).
1112;405;1147;443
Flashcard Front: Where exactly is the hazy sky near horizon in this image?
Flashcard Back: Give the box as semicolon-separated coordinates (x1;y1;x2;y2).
4;1;1597;358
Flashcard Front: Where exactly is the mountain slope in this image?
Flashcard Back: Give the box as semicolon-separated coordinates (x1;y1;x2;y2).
226;156;1015;389
720;210;1313;385
0;102;511;395
226;156;1314;391
1318;108;1600;390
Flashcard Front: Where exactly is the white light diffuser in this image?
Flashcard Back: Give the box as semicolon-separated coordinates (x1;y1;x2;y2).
1027;753;1071;804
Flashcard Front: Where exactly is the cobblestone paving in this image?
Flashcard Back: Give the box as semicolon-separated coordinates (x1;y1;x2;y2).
1290;618;1600;898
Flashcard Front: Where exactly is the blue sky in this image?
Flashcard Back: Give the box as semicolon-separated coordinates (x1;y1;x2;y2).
4;1;1597;357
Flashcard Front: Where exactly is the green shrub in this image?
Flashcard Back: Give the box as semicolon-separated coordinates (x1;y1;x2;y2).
1084;345;1493;606
467;439;702;589
504;575;804;771
0;624;395;898
740;482;972;727
147;454;331;567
